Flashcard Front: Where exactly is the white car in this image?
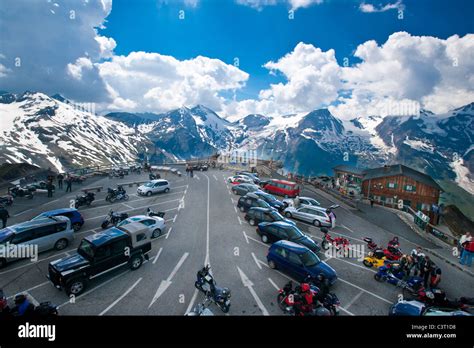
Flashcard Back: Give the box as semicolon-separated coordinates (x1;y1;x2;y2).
227;175;253;184
117;215;166;238
283;196;321;207
137;179;170;196
283;205;333;227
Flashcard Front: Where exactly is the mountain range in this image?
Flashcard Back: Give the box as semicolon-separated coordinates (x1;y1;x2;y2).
0;91;472;197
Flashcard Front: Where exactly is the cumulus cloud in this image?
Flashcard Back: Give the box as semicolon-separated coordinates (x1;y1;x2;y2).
359;0;404;13
0;0;113;102
236;0;322;11
98;51;249;113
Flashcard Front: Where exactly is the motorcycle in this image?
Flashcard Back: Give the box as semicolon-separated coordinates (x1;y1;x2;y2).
185;297;214;316
194;265;231;313
9;186;34;199
106;186;129;203
276;281;331;316
374;262;423;293
303;275;340;316
101;210;129;229
147;208;165;218
364;237;402;261
403;287;474;312
321;228;350;256
75;192;95;208
149;173;161;180
0;195;13;206
362;248;387;268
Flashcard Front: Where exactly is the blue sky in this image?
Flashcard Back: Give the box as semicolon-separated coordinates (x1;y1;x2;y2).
1;0;473;118
100;0;474;100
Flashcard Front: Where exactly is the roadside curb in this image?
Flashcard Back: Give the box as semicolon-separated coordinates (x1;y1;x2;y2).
394;211;474;278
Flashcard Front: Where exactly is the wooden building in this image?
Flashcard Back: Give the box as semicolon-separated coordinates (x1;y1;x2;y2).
333;165;365;192
361;164;442;224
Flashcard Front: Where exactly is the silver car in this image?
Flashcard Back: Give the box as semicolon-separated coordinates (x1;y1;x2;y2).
137;179;170;196
283;196;321;207
117;215;166;239
0;216;74;267
283;205;332;227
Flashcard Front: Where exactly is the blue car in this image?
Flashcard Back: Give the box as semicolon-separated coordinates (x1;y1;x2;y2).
258;221;320;253
389;300;471;316
33;208;85;232
267;240;337;284
253;191;286;211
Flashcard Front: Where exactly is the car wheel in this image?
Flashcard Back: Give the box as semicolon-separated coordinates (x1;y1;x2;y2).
67;278;86;296
249;219;256;226
54;238;68;250
0;258;6;268
261;234;269;243
130;255;143;270
232;189;237;194
152;228;162;238
146;191;152;197
268;260;277;269
321;240;330;250
72;222;82;232
313;220;321;227
239;206;245;212
285;212;292;218
164;188;170;193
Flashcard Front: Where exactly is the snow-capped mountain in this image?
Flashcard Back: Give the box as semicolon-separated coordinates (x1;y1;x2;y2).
0;92;148;172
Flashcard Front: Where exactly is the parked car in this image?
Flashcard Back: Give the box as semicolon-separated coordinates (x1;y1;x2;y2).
244;207;295;226
389;300;472;316
266;240;337;284
231;183;260;196
257;221;320;253
117;215;166;239
237;193;276;213
47;226;152;295
283;196;321;208
0;216;74;268
192;163;209;171
262;179;300;198
235;171;260;184
137;179;170;196
32;208;85;232
227;175;253;185
283;205;333;227
252;191;286;211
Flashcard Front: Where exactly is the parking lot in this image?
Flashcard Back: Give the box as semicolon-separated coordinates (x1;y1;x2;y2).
1;168;473;316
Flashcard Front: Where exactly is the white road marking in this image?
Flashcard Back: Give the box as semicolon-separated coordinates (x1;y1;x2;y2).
14;208;33;217
121;203;134;209
148;252;189;308
185;288;199;315
327;256;376;273
337;278;392;304
173;214;177;223
25;291;40;307
203;173;211;266
251;252;262;270
234;206;238;213
237;266;269;316
213;174;218;181
99;277;142;316
340;224;355;233
165;227;173;239
6;281;50;299
242;231;249;244
344;290;364;310
237;216;242;225
231;197;235;204
195;175;200;180
152;247;163;264
247;234;267;247
268;278;280;291
339;306;355;316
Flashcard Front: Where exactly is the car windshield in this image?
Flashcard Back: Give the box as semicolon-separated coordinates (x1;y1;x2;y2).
309;198;320;205
117;220;130;227
78;239;95;259
269;211;285;221
286;225;304;239
257;200;271;208
300;250;320;267
144;182;154;188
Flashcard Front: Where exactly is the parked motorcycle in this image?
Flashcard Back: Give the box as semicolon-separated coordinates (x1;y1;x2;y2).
364;237;402;261
75;192;95;208
149;173;161;180
147;208;165;218
403;287;474;312
0;195;13;206
276;281;330;316
303;275;340;315
321;228;350;255
105;186;129;203
185;297;214;316
194;265;231;313
9;186;34;199
101;210;129;229
8;293;58;317
374;262;423;293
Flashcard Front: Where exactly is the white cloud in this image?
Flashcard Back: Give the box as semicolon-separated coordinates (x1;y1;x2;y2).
236;0;322;11
98;51;249;113
359;0;404;13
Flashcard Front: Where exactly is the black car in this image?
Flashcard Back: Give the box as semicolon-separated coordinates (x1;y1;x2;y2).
232;183;260;196
47;226;151;295
237;193;275;213
252;191;285;211
244;207;296;226
256;221;321;253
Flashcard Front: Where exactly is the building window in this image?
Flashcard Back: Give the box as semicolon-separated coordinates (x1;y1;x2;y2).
421;203;431;211
387;182;397;189
386;197;394;204
404;185;416;192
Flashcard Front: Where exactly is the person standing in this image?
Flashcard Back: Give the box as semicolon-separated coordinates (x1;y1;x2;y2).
460;239;474;267
65;176;72;193
57;173;64;189
420;256;434;288
47;180;54;198
430;264;442;289
0;206;10;228
294;195;300;208
370;196;374;208
458;232;472;259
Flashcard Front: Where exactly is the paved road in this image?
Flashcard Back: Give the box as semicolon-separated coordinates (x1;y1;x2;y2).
1;169;473;316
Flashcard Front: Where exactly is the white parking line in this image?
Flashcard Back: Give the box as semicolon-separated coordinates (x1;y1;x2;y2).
195;175;200;180
268;278;280;291
340;224;355;233
165;227;173;239
213;174;218;181
185;288;199;315
337;278;392;304
203;173;211;266
242;231;249;244
14;208;33;217
6;281;50;300
252;252;262;270
234;206;238;213
121;203;134;209
344;290;364;310
153;248;163;264
237;216;242;225
99;277;142;316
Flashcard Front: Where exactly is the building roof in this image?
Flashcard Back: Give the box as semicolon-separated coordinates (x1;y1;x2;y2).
333;165;366;176
362;164;442;191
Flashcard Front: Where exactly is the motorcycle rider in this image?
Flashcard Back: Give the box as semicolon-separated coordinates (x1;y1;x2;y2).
0;205;10;228
314;273;330;302
388;236;400;249
11;294;35;317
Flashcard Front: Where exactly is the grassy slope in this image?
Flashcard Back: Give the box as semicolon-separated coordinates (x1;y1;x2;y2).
439;179;474;221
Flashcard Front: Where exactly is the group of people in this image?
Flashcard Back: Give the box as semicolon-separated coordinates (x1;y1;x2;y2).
185;165;194;177
458;232;473;267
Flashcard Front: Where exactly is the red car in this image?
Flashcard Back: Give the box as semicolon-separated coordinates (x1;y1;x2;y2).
263;179;300;198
